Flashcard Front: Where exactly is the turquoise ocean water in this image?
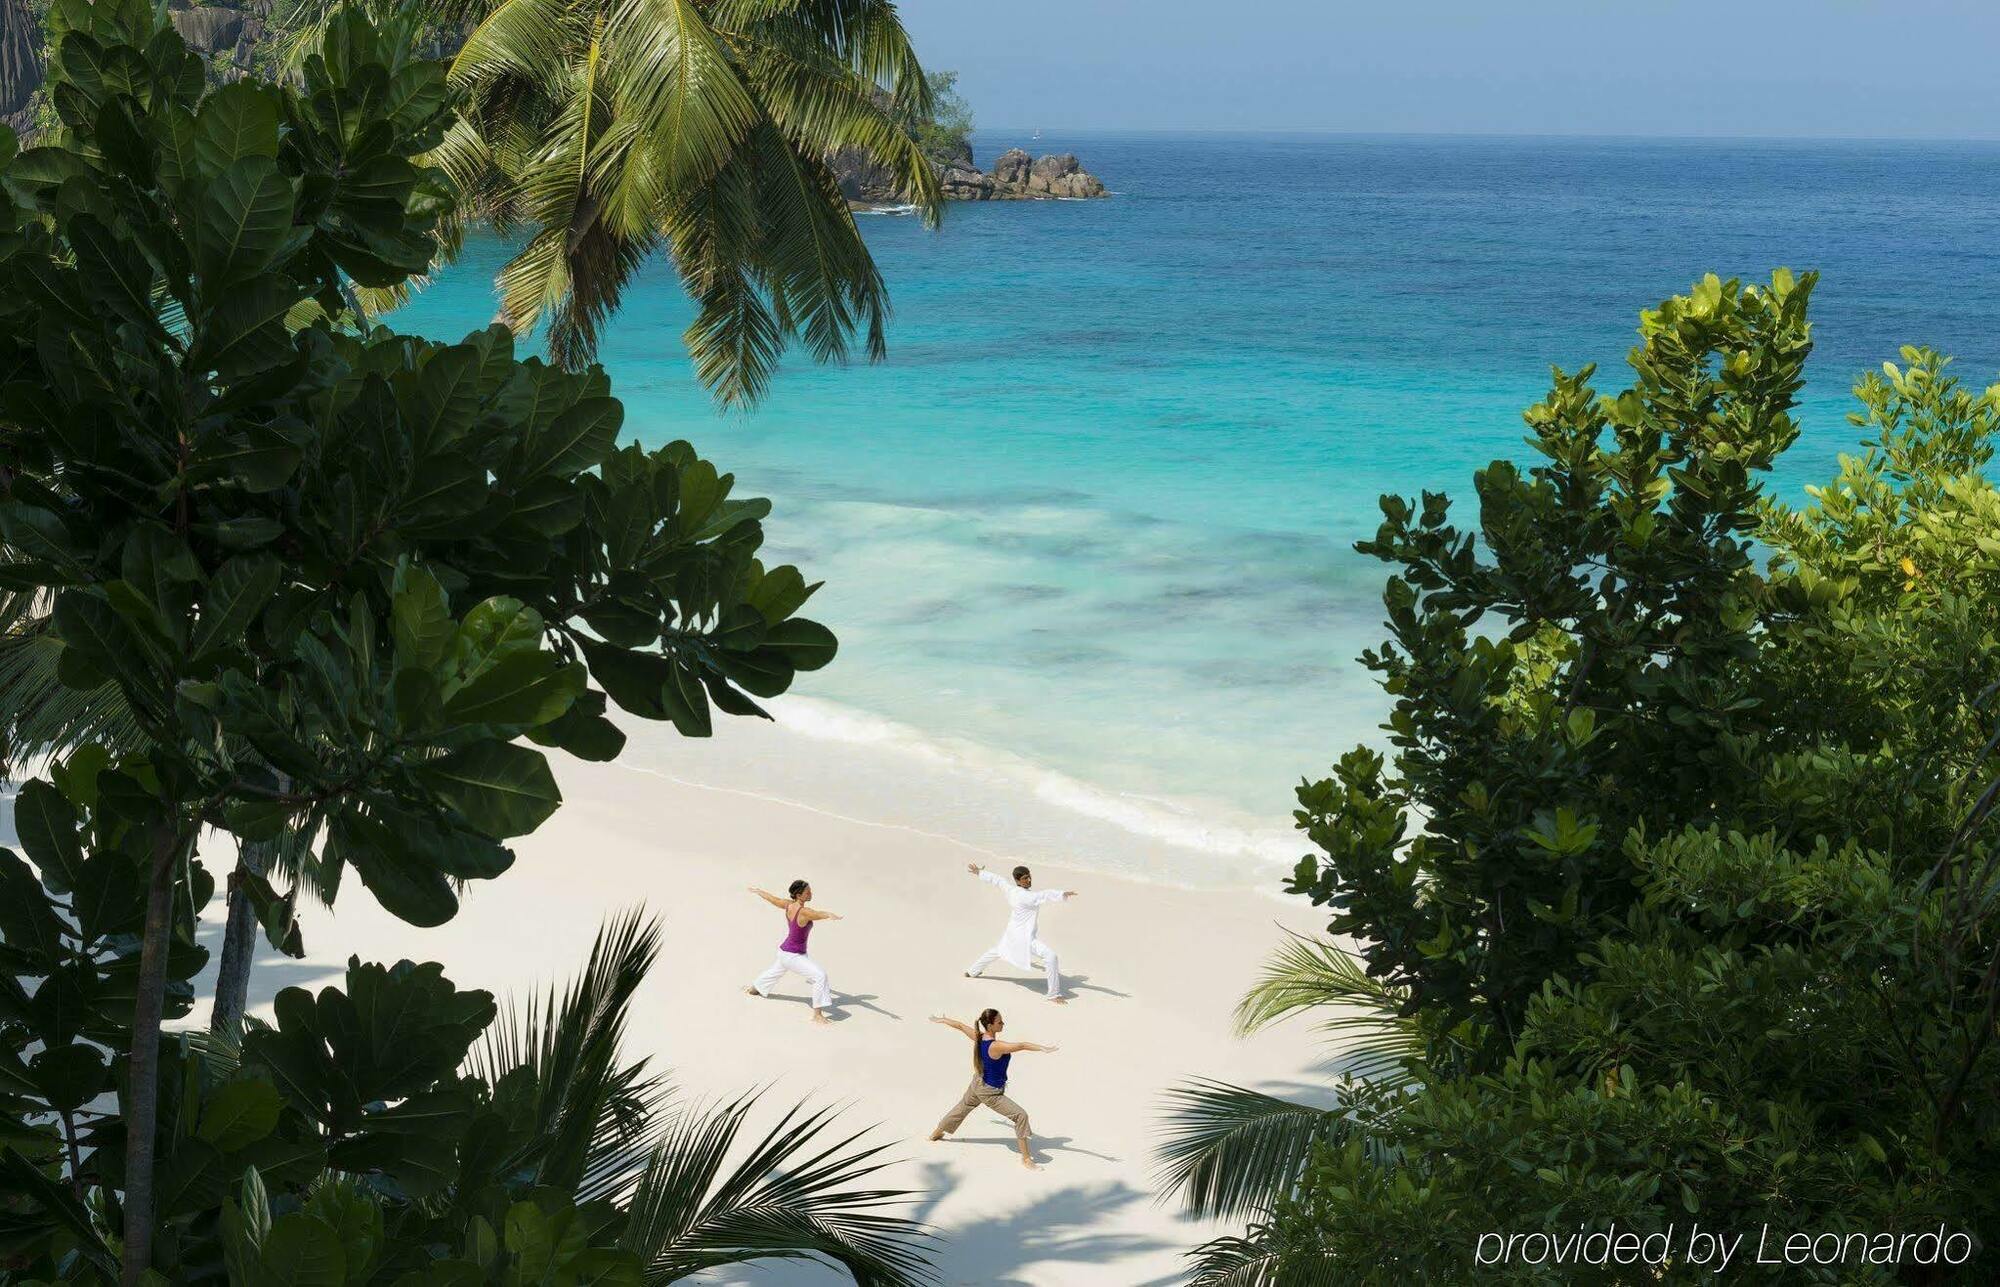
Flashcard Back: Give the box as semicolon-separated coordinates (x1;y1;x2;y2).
395;133;2000;884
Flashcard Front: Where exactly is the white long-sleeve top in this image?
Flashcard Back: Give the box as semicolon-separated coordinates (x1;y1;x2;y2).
980;870;1067;969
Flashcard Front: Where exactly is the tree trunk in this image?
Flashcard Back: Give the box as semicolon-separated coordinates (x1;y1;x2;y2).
209;838;273;1036
120;824;185;1286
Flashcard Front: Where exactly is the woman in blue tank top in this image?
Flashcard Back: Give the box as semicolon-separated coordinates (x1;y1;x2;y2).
927;1008;1059;1169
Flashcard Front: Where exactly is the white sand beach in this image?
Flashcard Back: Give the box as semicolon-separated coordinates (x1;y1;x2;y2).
181;708;1333;1286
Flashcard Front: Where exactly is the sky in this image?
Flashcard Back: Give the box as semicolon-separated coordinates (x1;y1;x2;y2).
897;1;2000;139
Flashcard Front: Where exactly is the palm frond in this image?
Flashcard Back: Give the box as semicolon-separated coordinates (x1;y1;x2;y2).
1154;1079;1334;1222
0;603;144;777
468;907;671;1200
622;1092;935;1285
1184;1230;1286;1287
1234;931;1424;1085
432;0;937;396
603;0;761;187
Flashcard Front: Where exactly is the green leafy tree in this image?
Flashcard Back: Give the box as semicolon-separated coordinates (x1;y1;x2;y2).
1295;271;1815;1056
909;70;973;167
0;4;833;1280
1157;278;2000;1282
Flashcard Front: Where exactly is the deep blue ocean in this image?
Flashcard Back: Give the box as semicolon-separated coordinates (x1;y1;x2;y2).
394;132;2000;877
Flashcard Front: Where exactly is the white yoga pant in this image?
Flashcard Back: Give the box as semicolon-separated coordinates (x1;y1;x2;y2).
752;951;831;1010
967;939;1062;998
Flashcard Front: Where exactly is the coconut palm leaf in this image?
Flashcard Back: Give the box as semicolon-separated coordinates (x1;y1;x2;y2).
621;1092;935;1284
467;906;672;1201
1183;1229;1285;1287
1154;1079;1336;1222
1233;930;1424;1086
0;590;143;778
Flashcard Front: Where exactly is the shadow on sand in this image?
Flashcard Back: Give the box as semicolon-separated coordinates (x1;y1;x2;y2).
743;988;902;1023
974;970;1132;1002
934;1132;1122;1165
905;1159;1180;1286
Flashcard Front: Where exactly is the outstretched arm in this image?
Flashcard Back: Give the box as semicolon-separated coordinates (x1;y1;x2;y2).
929;1014;976;1038
967;864;1007;890
748;886;788;908
989;1040;1058;1056
805;907;843;922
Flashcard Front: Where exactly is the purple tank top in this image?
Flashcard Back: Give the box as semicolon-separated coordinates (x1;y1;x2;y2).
779;908;811;954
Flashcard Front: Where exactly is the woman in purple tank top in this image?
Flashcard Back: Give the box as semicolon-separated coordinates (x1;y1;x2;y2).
744;879;843;1025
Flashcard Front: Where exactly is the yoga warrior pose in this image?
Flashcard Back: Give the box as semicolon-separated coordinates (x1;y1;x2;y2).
928;1009;1058;1169
964;863;1075;1002
745;880;842;1025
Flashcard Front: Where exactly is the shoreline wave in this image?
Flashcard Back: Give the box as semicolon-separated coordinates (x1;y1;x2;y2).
764;694;1303;883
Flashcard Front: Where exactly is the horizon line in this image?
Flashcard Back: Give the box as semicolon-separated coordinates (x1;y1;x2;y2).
973;125;2000;147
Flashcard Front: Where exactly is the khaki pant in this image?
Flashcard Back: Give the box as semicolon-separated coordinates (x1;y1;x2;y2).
936;1076;1031;1146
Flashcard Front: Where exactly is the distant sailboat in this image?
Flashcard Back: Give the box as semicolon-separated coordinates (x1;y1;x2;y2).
1031;128;1042;142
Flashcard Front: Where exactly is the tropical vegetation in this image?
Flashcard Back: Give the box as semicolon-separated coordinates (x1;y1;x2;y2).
265;0;944;402
0;4;919;1282
1159;274;2000;1283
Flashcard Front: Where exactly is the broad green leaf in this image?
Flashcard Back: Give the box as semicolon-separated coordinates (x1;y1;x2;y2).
191;553;282;662
745;564;816;624
578;641;676;721
451;598;543;672
257;1213;345;1287
52;590;155;699
14;780;86;895
198;1079;284;1151
196;277;300;380
0;501;79;569
404;344;481;453
504;477;584;536
195;80;280;173
443;652;585;729
518;395;622;479
527;699;628;762
391;561;454;671
29;1043;107;1112
760;618;838;672
198;156;298;287
673;458;721;537
331;811;460;928
414;741;562;838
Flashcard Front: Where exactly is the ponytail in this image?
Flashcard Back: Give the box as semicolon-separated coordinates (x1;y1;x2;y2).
971;1009;1001;1072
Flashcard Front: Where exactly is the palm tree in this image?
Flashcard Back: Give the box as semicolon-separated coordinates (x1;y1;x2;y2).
1154;931;1432;1286
481;908;939;1281
275;0;943;404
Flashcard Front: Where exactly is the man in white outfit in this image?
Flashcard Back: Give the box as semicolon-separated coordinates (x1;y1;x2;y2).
963;863;1076;1003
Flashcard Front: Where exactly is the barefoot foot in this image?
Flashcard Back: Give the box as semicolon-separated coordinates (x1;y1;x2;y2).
1049;996;1068;1005
810;1009;831;1026
1020;1156;1041;1171
744;987;761;997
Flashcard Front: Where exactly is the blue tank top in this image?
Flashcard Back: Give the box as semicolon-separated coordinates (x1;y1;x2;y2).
978;1038;1012;1090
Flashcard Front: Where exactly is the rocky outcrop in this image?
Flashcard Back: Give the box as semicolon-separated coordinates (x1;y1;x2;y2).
835;142;1107;207
0;0;41;138
1016;150;1105;199
167;5;272;77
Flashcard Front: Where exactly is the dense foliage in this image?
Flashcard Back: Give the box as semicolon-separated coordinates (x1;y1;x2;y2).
908;70;973;166
0;5;910;1283
1161;276;2000;1283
